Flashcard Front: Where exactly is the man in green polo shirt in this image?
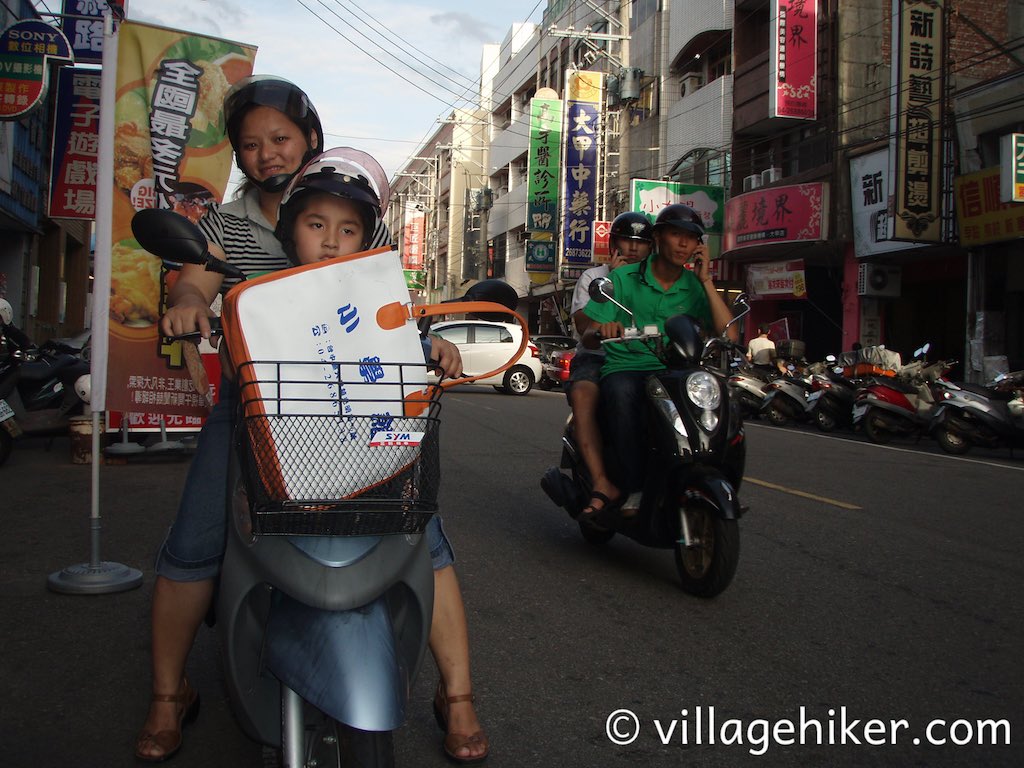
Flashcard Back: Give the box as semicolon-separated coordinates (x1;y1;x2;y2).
579;203;738;516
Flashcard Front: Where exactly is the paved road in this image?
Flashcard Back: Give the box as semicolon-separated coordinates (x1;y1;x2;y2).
2;388;1021;767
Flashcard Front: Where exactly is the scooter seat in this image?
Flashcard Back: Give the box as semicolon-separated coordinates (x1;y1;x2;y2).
887;378;921;395
17;354;74;382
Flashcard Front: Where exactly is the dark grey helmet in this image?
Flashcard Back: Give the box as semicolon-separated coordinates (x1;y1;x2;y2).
653;203;706;238
223;75;323;193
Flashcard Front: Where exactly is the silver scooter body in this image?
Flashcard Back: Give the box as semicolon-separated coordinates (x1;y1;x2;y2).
218;464;434;750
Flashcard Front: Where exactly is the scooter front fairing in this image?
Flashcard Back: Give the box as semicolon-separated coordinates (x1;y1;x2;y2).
217;512;434;745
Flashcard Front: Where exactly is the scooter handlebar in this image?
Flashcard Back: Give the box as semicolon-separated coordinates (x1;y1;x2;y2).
167;316;224;344
597;325;662;345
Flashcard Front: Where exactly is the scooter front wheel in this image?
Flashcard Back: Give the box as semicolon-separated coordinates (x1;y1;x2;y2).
269;707;394;768
935;425;971;455
862;407;893;444
766;403;788;427
337;725;395;768
814;408;837;433
673;497;739;598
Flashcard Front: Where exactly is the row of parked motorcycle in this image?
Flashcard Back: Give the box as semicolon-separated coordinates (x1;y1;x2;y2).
728;342;1024;456
0;299;91;466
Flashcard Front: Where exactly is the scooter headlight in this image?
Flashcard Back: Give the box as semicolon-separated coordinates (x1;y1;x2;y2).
686;371;721;410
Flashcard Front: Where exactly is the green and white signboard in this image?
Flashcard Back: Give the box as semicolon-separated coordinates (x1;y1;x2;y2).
526;97;563;234
630;179;726;259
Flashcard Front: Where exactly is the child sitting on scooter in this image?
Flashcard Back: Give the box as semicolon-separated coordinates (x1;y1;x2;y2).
273;147;490;764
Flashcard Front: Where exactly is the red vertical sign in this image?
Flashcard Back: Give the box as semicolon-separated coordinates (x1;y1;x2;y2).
402;202;425;270
770;0;817;120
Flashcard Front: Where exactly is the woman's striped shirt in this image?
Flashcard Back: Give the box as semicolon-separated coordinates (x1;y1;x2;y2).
197;188;394;293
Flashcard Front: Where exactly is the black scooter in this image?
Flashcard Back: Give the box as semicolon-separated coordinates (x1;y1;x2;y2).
541;278;750;598
0;325;90;465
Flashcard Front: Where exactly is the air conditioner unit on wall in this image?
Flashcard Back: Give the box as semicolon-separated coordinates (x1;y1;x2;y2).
680;72;703;97
517;231;532;243
742;174;762;192
857;263;902;298
761;167;783;185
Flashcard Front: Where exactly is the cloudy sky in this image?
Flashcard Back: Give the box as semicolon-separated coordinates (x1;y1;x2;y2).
120;0;545;186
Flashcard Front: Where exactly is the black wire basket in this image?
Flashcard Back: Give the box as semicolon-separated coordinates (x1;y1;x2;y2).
235;359;442;536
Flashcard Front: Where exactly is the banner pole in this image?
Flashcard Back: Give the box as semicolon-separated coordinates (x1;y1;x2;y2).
48;9;142;596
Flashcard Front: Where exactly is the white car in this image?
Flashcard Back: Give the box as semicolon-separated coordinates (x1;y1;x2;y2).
430;320;542;395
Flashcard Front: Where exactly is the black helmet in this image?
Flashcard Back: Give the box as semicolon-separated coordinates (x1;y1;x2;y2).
275;148;390;263
653;203;705;239
609;211;654;243
223;75;324;193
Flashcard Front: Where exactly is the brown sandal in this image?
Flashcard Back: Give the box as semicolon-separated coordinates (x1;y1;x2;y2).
432;681;489;764
134;678;200;763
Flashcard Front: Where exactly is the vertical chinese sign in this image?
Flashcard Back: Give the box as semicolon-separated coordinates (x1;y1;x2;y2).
61;0;105;65
526;96;562;234
769;0;817;120
402;200;426;290
561;71;603;265
890;0;944;242
49;69;100;219
102;21;255;420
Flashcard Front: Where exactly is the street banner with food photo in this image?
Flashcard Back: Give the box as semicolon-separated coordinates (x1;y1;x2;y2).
102;20;255;418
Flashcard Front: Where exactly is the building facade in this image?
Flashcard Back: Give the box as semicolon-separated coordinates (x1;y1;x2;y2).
0;1;92;344
395;0;1024;377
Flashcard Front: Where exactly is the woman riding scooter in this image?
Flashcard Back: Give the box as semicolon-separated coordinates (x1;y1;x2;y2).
137;77;487;764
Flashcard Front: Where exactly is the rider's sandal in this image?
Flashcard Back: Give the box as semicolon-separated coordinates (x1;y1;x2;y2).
134;678;200;763
577;490;617;529
433;681;490;764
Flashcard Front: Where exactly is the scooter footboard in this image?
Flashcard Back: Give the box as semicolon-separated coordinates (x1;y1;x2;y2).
264;590;417;733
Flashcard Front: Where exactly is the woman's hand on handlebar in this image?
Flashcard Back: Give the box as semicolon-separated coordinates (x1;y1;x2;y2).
160;301;219;346
428;336;463;379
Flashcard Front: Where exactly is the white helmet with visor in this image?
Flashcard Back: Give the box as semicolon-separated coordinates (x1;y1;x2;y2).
275;147;391;262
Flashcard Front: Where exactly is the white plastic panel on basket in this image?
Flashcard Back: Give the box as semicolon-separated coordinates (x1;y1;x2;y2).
231;249;428;499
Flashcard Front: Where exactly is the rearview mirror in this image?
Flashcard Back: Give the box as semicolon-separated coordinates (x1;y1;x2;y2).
132;208;210;270
589;276;613;302
132;208;246;281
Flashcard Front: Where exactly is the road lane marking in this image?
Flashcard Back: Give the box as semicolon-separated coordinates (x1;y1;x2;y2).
744;422;1024;472
745;476;862;510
